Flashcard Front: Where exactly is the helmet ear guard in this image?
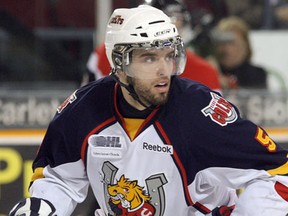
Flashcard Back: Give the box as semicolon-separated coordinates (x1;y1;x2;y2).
112;49;123;70
111;44;135;72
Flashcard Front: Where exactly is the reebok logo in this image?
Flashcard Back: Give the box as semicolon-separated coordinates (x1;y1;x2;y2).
143;142;173;154
88;135;121;148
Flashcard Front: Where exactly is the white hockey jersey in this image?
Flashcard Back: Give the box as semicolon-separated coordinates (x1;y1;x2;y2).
29;76;288;215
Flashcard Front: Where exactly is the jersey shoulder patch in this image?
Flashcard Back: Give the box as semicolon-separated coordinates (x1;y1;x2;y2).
201;92;238;126
57;90;78;113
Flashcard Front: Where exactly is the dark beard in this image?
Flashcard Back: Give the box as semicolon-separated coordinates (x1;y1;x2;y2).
127;77;169;106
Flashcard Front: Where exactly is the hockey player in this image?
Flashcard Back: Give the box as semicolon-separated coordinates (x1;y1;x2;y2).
10;5;288;216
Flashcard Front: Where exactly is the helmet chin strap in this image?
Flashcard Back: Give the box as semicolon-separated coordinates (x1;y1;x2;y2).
110;70;152;110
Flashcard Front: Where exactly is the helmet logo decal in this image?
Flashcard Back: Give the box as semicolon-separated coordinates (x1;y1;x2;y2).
110;15;124;25
201;92;238;126
154;29;171;37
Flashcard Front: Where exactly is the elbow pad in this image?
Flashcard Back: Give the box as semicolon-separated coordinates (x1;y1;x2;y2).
9;197;56;216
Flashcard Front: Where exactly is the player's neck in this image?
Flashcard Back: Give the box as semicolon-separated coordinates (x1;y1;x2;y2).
118;87;152;118
120;86;148;111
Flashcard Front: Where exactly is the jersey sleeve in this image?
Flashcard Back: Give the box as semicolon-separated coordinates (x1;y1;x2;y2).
188;90;288;215
196;91;288;174
28;91;90;215
29;160;89;215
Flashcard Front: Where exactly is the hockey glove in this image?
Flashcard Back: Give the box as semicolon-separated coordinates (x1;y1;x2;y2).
9;197;56;216
211;205;234;216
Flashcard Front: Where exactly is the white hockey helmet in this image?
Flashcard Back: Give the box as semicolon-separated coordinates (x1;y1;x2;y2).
105;5;186;78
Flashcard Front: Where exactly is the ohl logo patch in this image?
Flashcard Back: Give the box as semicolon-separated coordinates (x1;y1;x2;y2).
201;92;238;126
89;135;121;148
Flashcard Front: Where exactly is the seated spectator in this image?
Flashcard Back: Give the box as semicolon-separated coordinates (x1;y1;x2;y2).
213;16;267;89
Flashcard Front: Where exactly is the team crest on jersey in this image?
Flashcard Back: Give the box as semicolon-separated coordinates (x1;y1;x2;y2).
57;90;77;113
201;92;237;126
101;161;168;216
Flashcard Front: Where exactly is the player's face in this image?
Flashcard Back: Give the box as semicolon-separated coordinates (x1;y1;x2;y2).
126;48;175;106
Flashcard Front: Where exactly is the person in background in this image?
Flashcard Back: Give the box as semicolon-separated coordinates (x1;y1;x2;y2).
213;16;267;89
84;0;222;93
272;0;288;29
182;0;229;58
225;0;288;30
9;5;288;216
223;0;264;29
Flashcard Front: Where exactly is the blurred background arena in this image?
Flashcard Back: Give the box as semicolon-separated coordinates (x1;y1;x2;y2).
1;0;288;215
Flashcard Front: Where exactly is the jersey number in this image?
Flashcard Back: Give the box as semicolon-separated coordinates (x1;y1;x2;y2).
255;127;276;152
